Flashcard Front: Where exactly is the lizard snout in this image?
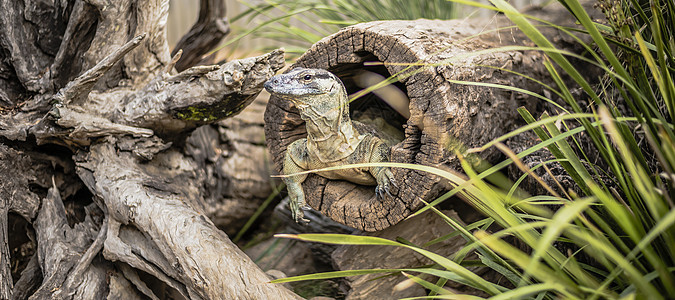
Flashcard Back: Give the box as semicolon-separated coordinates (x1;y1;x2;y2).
263;78;280;93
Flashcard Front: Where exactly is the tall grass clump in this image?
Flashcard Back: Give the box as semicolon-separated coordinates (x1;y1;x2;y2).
225;0;455;54
269;0;675;299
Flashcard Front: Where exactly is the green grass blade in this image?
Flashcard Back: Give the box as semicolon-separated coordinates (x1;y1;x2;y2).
401;272;453;295
565;228;662;298
522;198;600;289
475;231;581;298
276;233;503;294
487;283;556;300
270;268;401;283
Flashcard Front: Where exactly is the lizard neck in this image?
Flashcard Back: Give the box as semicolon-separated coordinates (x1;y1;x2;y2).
296;93;363;162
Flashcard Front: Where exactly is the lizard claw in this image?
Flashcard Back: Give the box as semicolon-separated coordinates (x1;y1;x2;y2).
385;185;394;198
376;187;393;199
291;207;310;224
390;176;398;189
375;168;396;199
297;215;311;225
290;196;311;224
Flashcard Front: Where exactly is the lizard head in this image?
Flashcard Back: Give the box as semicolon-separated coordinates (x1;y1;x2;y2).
264;68;346;106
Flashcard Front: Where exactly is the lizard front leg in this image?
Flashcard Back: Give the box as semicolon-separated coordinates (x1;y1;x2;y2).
369;140;397;198
283;139;311;223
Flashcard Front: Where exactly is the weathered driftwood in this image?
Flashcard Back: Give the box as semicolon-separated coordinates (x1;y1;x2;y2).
0;146;41;299
76;141;299;299
0;0;299;299
50;37;285;144
31;186;107;299
0;142;91;299
265;5;593;231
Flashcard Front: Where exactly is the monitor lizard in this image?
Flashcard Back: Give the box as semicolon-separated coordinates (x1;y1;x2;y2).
264;68;396;223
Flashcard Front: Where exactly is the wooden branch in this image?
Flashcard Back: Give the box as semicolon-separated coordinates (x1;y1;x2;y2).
54;106;154;144
62;216;108;297
0;0;281;147
47;48;283;145
265;4;597;231
78;0;172;88
117;263;162;299
53;34;146;107
49;0;104;91
31;184;107;299
172;0;230;71
76;141;301;299
0;0;62;93
107;268;149;299
102;218;192;298
118;49;285;136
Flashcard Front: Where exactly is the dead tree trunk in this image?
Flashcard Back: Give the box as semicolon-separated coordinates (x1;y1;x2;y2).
0;0;299;299
265;5;596;231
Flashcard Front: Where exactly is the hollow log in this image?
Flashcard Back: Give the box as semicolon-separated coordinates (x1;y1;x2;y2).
265;5;594;231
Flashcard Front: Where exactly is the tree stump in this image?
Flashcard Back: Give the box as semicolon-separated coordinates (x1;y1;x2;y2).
265;5;590;231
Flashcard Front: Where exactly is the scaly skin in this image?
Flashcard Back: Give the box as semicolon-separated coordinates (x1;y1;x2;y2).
265;68;396;223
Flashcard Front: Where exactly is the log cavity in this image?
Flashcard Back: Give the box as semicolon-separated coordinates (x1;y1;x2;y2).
328;53;408;139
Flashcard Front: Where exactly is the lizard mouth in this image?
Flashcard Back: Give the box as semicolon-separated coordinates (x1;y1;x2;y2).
266;87;327;99
264;79;325;96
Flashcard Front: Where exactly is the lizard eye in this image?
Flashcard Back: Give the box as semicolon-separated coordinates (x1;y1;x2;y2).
302;74;312;81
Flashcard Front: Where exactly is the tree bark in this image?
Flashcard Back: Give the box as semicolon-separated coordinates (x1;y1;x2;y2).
264;4;597;231
0;0;299;299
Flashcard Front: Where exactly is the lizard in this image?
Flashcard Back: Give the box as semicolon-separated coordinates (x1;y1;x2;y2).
264;67;396;223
